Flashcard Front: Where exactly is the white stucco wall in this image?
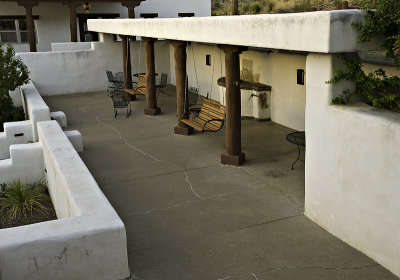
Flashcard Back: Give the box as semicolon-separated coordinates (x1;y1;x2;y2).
135;0;211;17
182;43;306;130
305;53;400;278
0;142;44;184
16;33;170;95
0;0;209;52
20;81;51;140
0;1;128;52
0;120;130;280
89;11;370;53
0;120;33;160
51;42;92;51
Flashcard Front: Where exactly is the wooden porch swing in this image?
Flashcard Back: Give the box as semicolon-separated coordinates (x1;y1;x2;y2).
123;39;147;97
180;45;226;132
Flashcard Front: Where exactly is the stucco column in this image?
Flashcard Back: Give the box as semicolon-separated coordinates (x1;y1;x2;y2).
171;40;193;135
218;45;247;166
143;37;161;116
63;2;80;42
18;1;38;52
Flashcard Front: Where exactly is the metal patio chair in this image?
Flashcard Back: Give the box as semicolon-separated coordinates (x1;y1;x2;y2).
112;89;132;118
156;73;168;95
106;70;124;96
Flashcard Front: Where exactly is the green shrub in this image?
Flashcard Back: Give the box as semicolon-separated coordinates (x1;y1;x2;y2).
329;55;400;112
0;43;30;131
0;179;50;222
353;0;400;65
266;0;276;11
250;2;263;13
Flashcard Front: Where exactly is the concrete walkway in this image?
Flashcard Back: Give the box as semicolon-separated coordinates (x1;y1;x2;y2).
44;86;397;280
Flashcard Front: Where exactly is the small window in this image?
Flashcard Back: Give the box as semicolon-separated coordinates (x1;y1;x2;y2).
178;13;195;17
0;19;35;43
297;69;305;85
140;13;158;19
206;54;211;66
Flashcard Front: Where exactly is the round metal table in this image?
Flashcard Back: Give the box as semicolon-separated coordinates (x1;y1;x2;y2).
286;131;306;170
133;72;158;77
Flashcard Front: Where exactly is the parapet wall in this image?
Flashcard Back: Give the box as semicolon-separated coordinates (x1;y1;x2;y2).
0;142;44;185
20;81;51;140
305;53;400;278
0;120;130;280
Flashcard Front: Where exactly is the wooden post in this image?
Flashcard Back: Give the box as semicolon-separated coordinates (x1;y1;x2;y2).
143;37;161;116
63;2;80;42
18;1;38;52
171;40;193;135
231;0;239;15
120;35;134;96
341;1;349;9
121;0;141;40
218;45;247;166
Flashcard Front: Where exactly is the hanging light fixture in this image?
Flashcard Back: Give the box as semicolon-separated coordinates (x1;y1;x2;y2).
83;2;90;14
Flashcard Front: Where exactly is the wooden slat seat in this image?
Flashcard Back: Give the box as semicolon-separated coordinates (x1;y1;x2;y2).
123;74;147;96
181;99;226;132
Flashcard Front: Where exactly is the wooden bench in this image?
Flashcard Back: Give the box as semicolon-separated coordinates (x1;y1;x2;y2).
180;99;226;132
123;74;147;96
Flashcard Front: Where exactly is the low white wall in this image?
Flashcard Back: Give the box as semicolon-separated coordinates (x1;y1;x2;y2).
0;120;34;160
51;42;92;52
20;81;51;140
0;143;44;185
305;53;400;277
0;121;130;280
17;33;171;95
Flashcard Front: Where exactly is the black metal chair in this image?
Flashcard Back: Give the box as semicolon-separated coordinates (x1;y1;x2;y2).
106;70;124;96
156;73;168;95
112;89;132;118
188;87;202;115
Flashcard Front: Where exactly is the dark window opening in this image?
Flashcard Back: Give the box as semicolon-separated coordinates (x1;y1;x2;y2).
140;13;158;18
0;18;37;43
178;13;195;17
77;13;119;42
297;69;305;85
206;54;211;66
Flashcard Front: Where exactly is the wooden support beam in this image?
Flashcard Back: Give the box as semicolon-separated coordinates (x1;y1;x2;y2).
171;40;193;135
17;1;38;52
218;44;248;166
142;37;161;116
63;2;81;42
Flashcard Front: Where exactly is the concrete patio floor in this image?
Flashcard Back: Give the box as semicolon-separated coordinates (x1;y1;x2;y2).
44;86;398;280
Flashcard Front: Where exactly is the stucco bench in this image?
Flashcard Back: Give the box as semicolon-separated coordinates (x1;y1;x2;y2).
50;111;67;128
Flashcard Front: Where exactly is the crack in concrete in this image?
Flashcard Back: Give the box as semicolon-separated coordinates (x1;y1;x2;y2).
79;106;204;201
141;192;235;215
266;264;379;272
24;240;76;279
101;164;220;187
216;276;243;280
239;214;303;230
252;273;261;280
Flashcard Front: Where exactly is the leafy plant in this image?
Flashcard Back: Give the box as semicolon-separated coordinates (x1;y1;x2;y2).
329;55;400;112
0;179;50;222
250;2;263;13
353;0;400;66
329;0;400;112
0;43;30;131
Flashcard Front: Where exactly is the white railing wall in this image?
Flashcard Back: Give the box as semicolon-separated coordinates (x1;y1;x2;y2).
0;121;129;280
0;142;44;185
